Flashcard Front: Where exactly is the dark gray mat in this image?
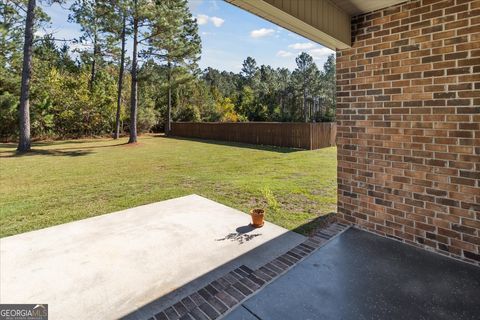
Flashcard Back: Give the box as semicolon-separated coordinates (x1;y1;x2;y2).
225;228;480;320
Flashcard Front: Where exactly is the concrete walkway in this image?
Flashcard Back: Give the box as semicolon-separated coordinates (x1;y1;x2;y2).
224;228;480;320
0;195;305;320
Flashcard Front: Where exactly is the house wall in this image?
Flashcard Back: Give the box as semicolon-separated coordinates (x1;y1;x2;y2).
336;0;480;265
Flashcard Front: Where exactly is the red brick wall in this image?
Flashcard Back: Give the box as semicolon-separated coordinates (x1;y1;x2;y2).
336;0;480;265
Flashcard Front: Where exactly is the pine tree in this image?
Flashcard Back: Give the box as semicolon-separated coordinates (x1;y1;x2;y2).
320;54;336;121
124;0;155;143
292;52;320;122
1;0;25;138
17;0;36;152
69;0;109;91
144;0;201;135
115;13;127;139
241;56;258;85
128;0;139;143
276;68;291;120
99;0;130;139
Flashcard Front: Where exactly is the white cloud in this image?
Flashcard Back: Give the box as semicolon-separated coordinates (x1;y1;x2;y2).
196;14;225;27
250;28;275;38
288;42;316;50
196;14;209;25
308;47;335;60
276;50;294;58
210;16;225;27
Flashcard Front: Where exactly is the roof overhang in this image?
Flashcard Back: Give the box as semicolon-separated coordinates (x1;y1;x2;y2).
335;0;407;16
225;0;406;50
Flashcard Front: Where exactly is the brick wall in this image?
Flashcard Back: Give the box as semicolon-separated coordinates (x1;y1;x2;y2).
336;0;480;265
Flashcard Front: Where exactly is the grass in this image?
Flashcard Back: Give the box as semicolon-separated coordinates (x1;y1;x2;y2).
0;135;337;237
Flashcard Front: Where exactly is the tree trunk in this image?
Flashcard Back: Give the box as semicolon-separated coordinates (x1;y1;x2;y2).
114;15;126;140
89;34;98;91
17;0;36;152
303;89;308;123
166;61;172;135
128;1;138;144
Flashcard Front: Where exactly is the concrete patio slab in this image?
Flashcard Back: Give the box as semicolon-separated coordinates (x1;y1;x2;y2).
0;195;305;320
225;228;480;320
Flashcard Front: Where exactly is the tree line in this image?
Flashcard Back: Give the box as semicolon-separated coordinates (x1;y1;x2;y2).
200;54;336;123
0;0;335;152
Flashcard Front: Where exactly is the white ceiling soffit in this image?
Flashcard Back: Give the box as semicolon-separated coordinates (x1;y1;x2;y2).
335;0;407;16
226;0;351;50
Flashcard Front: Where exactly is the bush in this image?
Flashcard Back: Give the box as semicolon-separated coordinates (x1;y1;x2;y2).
0;92;18;141
175;105;201;122
321;108;336;122
137;107;159;133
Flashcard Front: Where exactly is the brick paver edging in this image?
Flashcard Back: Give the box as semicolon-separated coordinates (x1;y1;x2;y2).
147;222;349;320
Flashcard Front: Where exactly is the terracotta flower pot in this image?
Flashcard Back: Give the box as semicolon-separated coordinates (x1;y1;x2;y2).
250;208;265;228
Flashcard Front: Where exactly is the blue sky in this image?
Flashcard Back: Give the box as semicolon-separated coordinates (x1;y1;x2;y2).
40;0;334;72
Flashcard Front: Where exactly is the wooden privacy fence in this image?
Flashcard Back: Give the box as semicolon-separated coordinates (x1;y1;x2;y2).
170;122;336;150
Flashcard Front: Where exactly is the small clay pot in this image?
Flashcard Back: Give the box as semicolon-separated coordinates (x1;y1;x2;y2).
250;209;265;228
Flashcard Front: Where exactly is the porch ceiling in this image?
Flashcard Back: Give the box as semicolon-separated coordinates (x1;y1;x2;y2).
335;0;406;16
225;0;406;50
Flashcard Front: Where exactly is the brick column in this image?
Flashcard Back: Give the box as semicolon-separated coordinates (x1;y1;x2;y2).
336;0;479;265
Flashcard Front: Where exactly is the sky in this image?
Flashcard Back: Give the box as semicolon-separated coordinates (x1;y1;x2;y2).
40;0;334;72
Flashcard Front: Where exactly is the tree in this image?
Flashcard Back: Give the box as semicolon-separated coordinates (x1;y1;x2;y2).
276;68;292;120
69;0;110;91
114;13;126;139
292;52;320;122
128;0;139;143
144;0;201;135
258;65;281;120
17;0;36;151
97;0;130;139
319;54;336;121
241;56;258;83
1;0;25;141
14;0;50;151
215;97;242;122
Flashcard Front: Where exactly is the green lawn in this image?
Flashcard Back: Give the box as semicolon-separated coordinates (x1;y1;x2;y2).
0;135;337;237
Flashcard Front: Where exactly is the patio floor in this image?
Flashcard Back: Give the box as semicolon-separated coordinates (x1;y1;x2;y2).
0;195;305;320
225;228;480;320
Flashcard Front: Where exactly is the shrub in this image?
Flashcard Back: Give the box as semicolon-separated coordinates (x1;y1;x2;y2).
137;107;159;133
175;105;201;122
0;92;18;140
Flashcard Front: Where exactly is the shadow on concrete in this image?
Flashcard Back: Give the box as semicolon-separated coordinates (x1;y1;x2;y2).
293;212;337;236
122;209;480;320
215;225;262;244
157;135;304;154
120;214;335;320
